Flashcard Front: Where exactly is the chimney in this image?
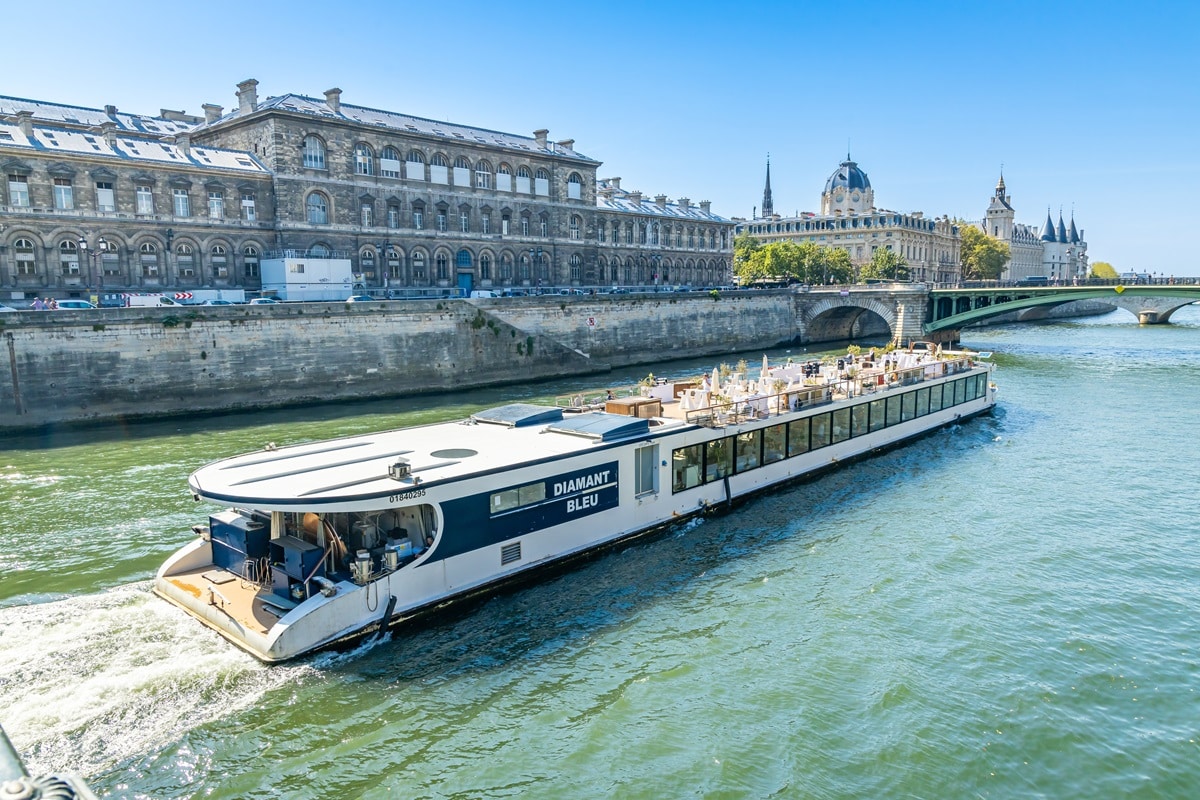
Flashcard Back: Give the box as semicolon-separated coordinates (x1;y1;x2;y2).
629;191;642;205
236;78;259;114
324;87;342;114
533;129;548;149
16;110;33;137
176;133;191;157
101;122;117;149
655;194;668;208
556;138;574;151
699;201;711;214
202;103;224;124
678;197;690;211
608;177;621;190
104;104;118;117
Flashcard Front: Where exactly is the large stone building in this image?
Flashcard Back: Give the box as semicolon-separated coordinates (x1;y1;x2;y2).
737;155;962;284
0;81;732;299
983;174;1087;281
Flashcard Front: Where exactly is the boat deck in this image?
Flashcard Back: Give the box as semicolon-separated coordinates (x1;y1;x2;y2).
163;565;289;636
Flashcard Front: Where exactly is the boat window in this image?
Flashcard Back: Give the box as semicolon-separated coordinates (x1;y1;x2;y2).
954;378;966;406
705;437;732;482
850;403;868;437
831;408;851;444
490;481;546;514
787;418;810;457
672;444;704;492
735;430;761;472
869;398;886;432
973;374;986;399
929;383;944;413
634;444;658;496
901;391;916;422
810;413;831;449
762;424;786;464
885;396;902;427
915;387;930;417
941;381;954;409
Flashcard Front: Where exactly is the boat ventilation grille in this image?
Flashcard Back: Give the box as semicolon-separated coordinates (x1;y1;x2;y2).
388;459;411;480
500;541;521;565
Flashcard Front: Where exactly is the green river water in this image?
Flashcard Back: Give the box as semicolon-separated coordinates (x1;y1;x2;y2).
2;306;1199;798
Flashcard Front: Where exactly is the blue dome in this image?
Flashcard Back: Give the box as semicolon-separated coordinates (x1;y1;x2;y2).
824;158;871;194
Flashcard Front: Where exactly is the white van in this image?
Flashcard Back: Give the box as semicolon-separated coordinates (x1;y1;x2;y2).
125;295;178;307
470;290;498;298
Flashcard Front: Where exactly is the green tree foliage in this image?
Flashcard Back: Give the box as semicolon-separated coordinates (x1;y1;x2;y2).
858;248;910;282
733;231;761;274
959;225;1011;281
732;239;858;285
1089;260;1118;279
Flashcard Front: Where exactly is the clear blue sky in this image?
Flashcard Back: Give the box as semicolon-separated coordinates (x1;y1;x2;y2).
4;0;1196;274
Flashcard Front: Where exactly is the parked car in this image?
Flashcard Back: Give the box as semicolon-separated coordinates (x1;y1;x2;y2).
248;297;279;305
56;299;97;309
345;295;376;303
201;299;237;306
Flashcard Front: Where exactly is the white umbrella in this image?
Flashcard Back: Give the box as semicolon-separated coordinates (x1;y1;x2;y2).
762;353;770;377
711;367;721;391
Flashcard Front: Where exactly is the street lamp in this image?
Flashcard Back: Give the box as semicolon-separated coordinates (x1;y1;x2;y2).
651;254;662;290
529;247;543;291
379;241;392;295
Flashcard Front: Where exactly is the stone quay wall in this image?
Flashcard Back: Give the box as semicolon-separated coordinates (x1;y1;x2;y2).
0;292;817;431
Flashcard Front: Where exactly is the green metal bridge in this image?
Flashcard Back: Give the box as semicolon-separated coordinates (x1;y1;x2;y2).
926;284;1200;335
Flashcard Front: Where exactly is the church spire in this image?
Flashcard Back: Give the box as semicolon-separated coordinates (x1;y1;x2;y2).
761;154;774;217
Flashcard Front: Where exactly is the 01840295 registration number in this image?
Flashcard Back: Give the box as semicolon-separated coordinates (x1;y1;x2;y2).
389;489;426;503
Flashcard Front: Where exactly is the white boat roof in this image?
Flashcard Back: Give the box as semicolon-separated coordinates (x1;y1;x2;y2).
189;406;678;508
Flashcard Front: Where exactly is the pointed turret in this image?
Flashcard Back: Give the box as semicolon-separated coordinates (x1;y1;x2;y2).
1040;209;1056;242
761;155;774;218
1068;214;1080;244
1056;212;1068;243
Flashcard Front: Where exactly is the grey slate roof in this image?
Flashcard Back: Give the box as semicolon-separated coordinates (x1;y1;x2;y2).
824;158;871;193
0;95;196;136
207;93;600;164
1040;211;1056;241
596;179;728;222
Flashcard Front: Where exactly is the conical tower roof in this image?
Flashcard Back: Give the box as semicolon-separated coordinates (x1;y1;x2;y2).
1040;209;1056;241
1056;212;1068;243
1068;215;1080;244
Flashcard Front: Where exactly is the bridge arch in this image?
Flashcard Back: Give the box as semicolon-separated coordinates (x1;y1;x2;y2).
799;295;896;343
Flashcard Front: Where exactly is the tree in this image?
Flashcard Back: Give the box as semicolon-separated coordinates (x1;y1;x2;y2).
859;248;910;282
822;248;855;284
733;231;761;277
959;225;1010;281
1090;261;1118;280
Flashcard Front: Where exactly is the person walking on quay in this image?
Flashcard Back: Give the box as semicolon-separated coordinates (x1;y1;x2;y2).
30;297;46;310
46;297;58;310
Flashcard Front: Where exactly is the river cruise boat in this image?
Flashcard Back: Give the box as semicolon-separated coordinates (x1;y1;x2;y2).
155;347;995;661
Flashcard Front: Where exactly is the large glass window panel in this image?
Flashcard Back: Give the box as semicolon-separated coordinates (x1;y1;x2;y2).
787;418;810;456
810;413;831;449
851;403;869;437
672;445;704;493
869;398;887;432
735;430;761;473
705;438;732;482
915;387;930;417
831;408;851;443
763;424;786;464
901;391;916;422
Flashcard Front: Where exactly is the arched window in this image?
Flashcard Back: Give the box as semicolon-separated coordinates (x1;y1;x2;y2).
534;167;549;196
303;135;326;169
535;168;549;180
381;146;401;178
310;243;331;257
176;243;195;277
475;160;492;189
430;154;449;184
569;215;581;240
500;253;513;282
412;251;426;282
480;254;492;280
456;249;472;269
496;163;513;192
516;166;532;194
454;156;471;169
406;150;425;181
244;245;260;278
59;240;80;276
431;154;447;166
140;242;159;277
306;192;329;225
211;244;229;277
569;253;582;282
354;143;374;176
567;172;582;200
436;252;449;280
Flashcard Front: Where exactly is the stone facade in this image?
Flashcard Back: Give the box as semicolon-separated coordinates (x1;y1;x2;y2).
983;174;1088;281
736;156;962;285
1;81;733;299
